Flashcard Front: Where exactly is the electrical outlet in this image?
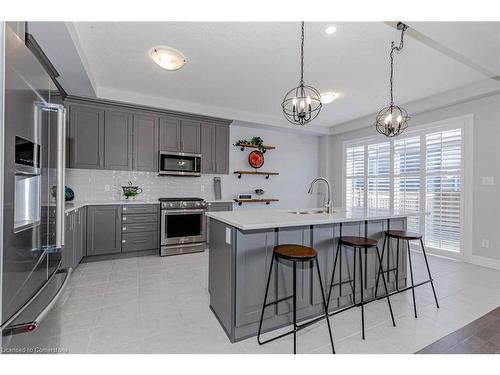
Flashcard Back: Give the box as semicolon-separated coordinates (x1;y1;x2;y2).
481;239;490;248
201;185;205;192
104;184;110;192
482;177;495;185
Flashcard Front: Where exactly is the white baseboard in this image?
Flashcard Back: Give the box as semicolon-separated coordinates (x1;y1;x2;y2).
469;255;500;270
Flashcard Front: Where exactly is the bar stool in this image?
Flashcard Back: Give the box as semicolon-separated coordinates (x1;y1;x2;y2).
375;230;439;318
327;236;396;340
257;244;335;354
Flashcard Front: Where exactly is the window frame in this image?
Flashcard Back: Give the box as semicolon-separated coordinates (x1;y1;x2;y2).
341;114;473;261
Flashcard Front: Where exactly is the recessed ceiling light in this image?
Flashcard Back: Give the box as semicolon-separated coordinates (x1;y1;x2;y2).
149;46;187;71
320;92;338;104
325;25;337;35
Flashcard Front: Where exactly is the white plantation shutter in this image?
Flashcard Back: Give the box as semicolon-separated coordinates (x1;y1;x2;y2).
344;123;465;255
367;143;390;209
394;136;421;232
425;129;463;252
345;146;364;209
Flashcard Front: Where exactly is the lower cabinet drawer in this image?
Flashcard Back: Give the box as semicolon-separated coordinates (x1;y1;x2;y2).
122;222;158;233
122;232;158;252
122;213;158;224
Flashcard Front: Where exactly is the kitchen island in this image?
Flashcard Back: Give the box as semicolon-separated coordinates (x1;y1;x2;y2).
206;207;423;342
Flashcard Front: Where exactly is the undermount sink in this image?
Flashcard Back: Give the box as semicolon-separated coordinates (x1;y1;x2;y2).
289;210;327;215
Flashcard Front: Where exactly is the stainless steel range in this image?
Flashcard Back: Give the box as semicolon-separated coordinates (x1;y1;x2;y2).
159;197;207;256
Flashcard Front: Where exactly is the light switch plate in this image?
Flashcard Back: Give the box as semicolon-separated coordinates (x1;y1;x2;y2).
225;227;231;244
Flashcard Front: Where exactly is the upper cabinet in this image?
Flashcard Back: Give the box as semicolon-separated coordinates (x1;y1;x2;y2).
104;110;133;170
180;120;201;154
65;97;231;174
159;116;181;152
201;122;229;174
133;114;159;172
215;124;229;174
68;104;105;169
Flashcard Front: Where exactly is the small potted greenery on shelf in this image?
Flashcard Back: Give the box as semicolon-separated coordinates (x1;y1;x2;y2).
234;136;266;153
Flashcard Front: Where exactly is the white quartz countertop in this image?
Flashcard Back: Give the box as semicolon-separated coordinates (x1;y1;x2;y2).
65;200;160;213
206;207;427;230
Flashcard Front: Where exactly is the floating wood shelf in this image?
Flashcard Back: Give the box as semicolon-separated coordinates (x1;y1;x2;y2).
236;143;276;153
234;170;279;179
234;198;279;206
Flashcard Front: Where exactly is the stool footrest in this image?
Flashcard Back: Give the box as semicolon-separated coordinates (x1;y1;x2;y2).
263;294;294;308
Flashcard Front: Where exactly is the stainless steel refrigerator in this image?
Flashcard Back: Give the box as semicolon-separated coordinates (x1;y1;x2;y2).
0;23;71;353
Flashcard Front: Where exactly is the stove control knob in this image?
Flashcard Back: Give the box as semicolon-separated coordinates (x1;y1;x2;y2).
195;202;200;207
181;202;187;207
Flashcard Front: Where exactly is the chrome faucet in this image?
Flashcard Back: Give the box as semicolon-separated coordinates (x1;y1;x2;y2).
307;177;333;214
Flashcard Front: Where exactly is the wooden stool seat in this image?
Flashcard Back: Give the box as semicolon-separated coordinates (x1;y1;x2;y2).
273;244;317;261
339;236;378;248
384;230;422;240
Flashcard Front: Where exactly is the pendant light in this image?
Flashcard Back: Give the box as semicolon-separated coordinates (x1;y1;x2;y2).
281;22;322;126
375;22;410;137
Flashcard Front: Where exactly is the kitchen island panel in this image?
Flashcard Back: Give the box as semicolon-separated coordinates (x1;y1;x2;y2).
209;216;408;342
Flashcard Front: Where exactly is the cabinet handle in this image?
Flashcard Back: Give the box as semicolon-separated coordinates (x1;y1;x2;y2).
123;227;127;231
123;217;127;221
123;207;127;211
132;240;148;244
122;240;126;243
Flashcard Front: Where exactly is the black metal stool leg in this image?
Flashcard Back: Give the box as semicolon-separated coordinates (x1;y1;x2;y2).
395;239;400;290
406;240;418;318
327;240;341;309
257;254;275;345
420;239;439;308
315;258;335;354
374;234;387;297
293;261;297;354
376;246;396;327
352;247;356;306
358;248;365;340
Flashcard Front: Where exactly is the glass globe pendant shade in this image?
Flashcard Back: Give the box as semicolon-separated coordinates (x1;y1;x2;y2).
282;84;322;126
375;105;409;137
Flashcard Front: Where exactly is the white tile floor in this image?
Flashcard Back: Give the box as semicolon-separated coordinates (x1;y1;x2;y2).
42;251;500;354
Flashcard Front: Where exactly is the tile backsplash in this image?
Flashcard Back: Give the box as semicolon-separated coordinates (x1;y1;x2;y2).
65;169;228;202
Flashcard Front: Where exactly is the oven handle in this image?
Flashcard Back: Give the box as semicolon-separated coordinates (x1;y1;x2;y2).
163;209;206;214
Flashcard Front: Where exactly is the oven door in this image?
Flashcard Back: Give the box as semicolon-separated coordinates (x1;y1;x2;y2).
158;152;201;176
161;209;206;246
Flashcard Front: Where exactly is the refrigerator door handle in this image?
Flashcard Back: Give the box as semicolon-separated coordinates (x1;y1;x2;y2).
55;105;66;250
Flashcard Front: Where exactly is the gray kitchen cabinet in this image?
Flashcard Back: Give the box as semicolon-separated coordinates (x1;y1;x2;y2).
121;204;159;253
104;110;133;170
215;124;229;174
180;120;201;154
133;114;159;171
201;122;229;174
67;104;105;169
86;205;122;256
73;208;86;267
201;123;216;173
159;116;181;152
62;211;75;269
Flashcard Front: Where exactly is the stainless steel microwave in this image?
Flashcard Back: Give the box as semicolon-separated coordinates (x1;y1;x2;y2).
158;151;202;176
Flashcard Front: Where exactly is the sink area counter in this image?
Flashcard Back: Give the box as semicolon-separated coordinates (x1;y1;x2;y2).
206;207;424;230
208;207;423;342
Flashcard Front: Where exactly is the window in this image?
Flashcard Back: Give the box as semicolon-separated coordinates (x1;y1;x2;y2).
343;119;468;256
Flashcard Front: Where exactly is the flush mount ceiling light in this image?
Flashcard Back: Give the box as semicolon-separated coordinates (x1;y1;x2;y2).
375;22;410;137
149;46;187;71
281;22;322;126
325;25;337;35
320;92;338;104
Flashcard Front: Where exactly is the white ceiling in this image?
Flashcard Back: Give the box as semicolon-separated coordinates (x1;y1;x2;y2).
32;22;500;134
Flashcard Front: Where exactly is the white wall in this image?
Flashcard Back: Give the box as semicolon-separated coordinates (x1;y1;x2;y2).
323;93;500;263
66;121;322;210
